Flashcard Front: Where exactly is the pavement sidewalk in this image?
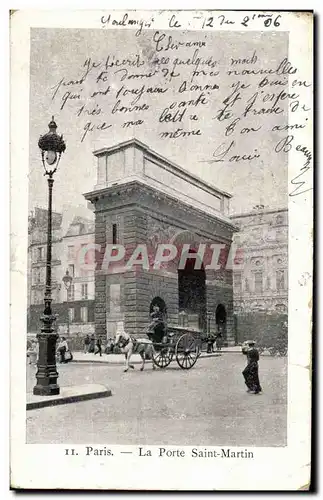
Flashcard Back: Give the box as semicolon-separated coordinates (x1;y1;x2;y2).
71;347;241;365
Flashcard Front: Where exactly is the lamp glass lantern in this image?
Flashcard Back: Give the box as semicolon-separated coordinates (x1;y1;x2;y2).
38;116;66;175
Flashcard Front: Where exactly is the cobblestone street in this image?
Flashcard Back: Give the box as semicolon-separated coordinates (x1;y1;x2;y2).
26;353;287;446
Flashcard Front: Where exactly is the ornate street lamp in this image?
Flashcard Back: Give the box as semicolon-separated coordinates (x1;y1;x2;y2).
33;117;66;396
62;270;73;336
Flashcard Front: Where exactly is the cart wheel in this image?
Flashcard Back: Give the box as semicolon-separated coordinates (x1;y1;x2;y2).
269;347;277;356
152;347;173;368
278;347;288;357
176;334;199;369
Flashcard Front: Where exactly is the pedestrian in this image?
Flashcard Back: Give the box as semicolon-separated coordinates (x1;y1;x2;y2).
95;337;102;357
57;336;68;363
84;334;90;354
105;337;114;354
206;333;216;353
27;340;38;365
89;334;95;353
215;331;222;351
242;344;262;394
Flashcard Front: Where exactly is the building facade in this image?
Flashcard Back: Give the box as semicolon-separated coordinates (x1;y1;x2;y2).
27;208;95;337
231;207;288;343
84;139;238;345
60;216;95;335
28;208;63;321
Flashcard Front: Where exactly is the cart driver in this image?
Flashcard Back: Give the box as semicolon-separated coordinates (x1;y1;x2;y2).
147;305;166;343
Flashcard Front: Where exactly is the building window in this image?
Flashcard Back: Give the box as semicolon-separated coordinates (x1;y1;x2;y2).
234;272;242;291
68;308;75;322
33;269;41;284
276;270;285;291
67;284;75;301
37;247;45;261
234;234;241;245
112;223;118;244
254;272;263;293
80;306;88;323
68;245;75;260
33;290;42;304
81;284;88;300
80;243;91;266
68;264;75;277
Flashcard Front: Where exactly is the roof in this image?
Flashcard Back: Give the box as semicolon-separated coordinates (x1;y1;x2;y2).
29;207;62;230
93;138;232;200
230;207;288;220
64;216;95;237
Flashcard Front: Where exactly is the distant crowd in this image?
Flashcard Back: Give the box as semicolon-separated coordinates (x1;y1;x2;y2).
83;334;117;356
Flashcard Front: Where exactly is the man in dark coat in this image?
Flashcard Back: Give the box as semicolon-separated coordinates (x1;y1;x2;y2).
95;337;102;357
89;334;95;353
147;305;166;344
84;334;90;354
242;345;262;394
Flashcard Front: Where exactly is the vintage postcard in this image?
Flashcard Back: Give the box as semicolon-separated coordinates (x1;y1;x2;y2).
10;9;313;491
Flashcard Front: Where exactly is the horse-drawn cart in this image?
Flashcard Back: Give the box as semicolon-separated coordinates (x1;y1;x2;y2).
151;326;201;370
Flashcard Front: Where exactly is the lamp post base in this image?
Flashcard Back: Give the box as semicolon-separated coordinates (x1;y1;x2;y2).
33;383;60;396
33;329;60;396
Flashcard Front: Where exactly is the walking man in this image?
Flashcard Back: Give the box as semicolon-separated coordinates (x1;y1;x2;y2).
95;337;102;357
84;334;90;354
89;334;95;353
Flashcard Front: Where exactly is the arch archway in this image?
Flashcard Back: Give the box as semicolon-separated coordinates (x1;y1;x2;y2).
178;249;206;331
216;304;227;340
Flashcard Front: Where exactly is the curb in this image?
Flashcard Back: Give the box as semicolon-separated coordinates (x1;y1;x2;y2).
72;359;145;366
70;351;237;366
27;385;112;410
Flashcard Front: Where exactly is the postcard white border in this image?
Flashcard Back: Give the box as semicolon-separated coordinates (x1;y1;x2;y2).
10;9;313;491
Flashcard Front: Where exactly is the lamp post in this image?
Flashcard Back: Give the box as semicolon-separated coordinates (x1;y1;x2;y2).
33;117;66;396
62;270;73;336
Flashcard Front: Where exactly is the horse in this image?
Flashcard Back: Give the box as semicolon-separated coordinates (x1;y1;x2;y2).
115;327;156;373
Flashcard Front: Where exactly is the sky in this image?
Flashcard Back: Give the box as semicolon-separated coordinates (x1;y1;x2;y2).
28;28;289;216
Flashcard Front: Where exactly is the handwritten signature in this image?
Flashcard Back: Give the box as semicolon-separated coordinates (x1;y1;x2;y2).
275;135;312;197
200;140;260;163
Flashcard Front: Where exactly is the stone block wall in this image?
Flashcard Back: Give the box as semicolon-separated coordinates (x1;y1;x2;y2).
124;270;178;336
90;186;236;341
206;277;235;346
94;211;107;338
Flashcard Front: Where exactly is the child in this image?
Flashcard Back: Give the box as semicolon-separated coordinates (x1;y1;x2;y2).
27;340;38;365
215;331;223;351
242;344;262;394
